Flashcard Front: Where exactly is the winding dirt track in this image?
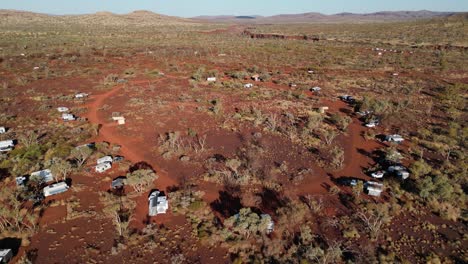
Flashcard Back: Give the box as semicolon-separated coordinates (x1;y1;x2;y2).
84;82;177;189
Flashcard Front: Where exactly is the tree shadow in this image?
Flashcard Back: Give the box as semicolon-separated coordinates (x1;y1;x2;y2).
210;191;242;218
0;168;10;181
257;187;287;213
0;237;22;255
129;161;154;173
321;182;331;191
339;108;353;115
65;177;73;187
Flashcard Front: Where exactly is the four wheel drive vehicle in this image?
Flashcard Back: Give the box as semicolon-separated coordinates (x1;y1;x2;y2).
357;110;373;116
97;156;113;165
385;134;404;143
397;170;410;180
113;156;125;162
311;86;321;92
371;171;385;178
387;165;406;172
340;95;355;103
336;177;363;187
365;121;379;127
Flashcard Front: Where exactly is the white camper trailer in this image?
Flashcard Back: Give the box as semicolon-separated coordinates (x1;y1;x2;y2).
31;169;54;183
62;113;76;121
95;162;112;173
148;190;169;216
0;140;15;152
97;156;113;165
43;182;69;197
112;116;126;125
206;77;217;82
365;181;384;197
0;249;13;264
311;86;321;92
75;93;88;99
385;134;404;143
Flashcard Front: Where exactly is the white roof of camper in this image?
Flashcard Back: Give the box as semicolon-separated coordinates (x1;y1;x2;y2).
0;140;14;147
62;113;75;119
387;134;404;141
43;182;69;196
95;162;112;172
366;181;383;192
0;249;12;261
97;156;113;164
149;190;169;215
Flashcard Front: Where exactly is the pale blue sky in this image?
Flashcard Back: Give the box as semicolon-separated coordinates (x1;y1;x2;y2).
0;0;466;17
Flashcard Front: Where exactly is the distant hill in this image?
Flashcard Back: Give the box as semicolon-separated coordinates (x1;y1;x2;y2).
193;10;460;23
0;9;462;27
0;9;192;27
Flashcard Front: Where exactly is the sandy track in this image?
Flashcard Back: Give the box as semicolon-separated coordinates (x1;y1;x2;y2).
84;82;177;190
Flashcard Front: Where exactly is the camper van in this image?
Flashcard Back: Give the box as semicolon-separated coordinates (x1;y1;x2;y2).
0;249;13;263
62;113;76;121
365;181;384;197
385;134;404;143
97;156;113;165
148;190;169;216
43;182;69;197
75;93;88;99
95;162;112;173
0;140;15;152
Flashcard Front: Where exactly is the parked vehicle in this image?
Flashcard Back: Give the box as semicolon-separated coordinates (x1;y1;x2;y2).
371;171;385;179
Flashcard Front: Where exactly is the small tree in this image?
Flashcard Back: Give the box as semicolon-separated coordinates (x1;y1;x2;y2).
384;146;402;164
70;146;93;168
331;146;345;169
224;208;261;239
126;169;158;193
329;114;351;131
356;203;391;240
306;112;324;130
0;188;38;233
352;181;364;199
226;159;242;177
18;130;39;148
323;129;337;145
100;192;135;237
50;158;73;181
409;160;432;179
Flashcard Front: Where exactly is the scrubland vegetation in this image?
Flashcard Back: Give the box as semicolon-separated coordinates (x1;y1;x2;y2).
0;10;466;264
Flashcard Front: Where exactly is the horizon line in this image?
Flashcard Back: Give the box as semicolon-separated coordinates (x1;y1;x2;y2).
0;8;464;18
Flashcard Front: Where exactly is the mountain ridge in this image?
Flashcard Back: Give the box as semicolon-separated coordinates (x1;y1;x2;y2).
193;10;461;23
0;9;463;26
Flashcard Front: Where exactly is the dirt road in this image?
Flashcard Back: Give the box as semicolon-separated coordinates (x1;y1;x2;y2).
84;82;177;189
